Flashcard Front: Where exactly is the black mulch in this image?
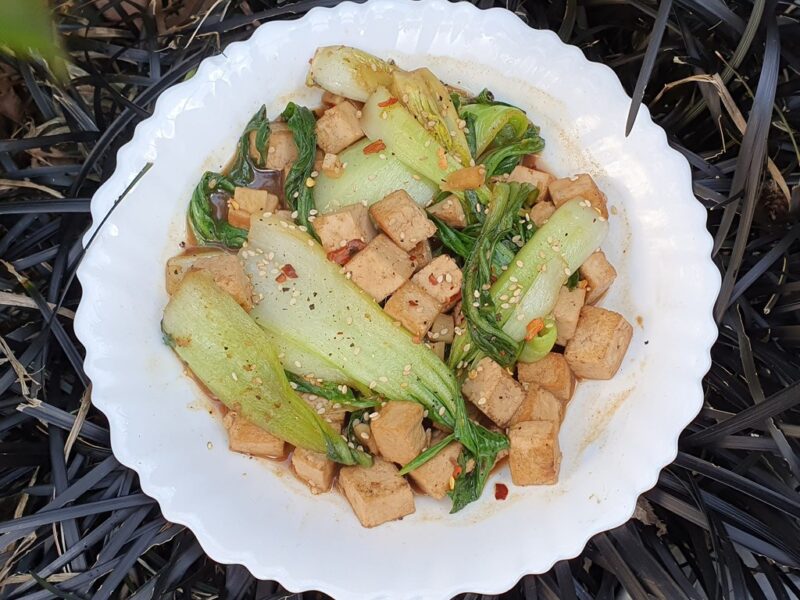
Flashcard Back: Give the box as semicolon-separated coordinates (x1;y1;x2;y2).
1;0;799;598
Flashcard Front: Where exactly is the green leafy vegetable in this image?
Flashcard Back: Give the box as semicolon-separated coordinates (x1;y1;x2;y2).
286;372;381;410
309;46;396;102
566;270;580;290
460;182;534;368
459;102;529;156
188;172;247;248
282;102;318;238
243;215;505;511
361;86;461;184
228;106;271;185
162;271;369;466
481;125;545;179
187;106;271;249
314;138;436;214
398;433;456;475
391;68;472;165
450;199;610;369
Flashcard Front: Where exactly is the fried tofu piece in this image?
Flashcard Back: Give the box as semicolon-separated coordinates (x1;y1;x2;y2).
427;313;454;343
509;420;561;486
384;281;441;338
338;458;415;527
508;166;555;202
461;357;526;427
412;255;462;310
529;201;555;227
321;152;343;178
408;240;432;272
409;433;462;499
228;187;279;230
353;422;380;455
517;352;575;402
314;203;377;253
224;412;285;458
166;251;252;311
315;101;364;154
553;286;586;346
371;401;426;465
579;251;617;304
429;341;446;360
292;448;337;494
345;234;414;301
549;173;608;218
370;190;437;251
427;195;467;228
509;385;564;426
265;126;298;171
322;91;347;105
564;306;633;380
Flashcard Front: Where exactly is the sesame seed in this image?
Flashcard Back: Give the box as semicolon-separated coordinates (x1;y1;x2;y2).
369;381;377;389
564;268;571;275
370;411;380;419
438;406;446;416
477;397;487;405
463;343;471;352
379;376;388;383
231;372;238;381
360;431;370;440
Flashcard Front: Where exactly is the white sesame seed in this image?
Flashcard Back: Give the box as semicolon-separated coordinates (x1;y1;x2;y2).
231;372;238;381
438;406;446;416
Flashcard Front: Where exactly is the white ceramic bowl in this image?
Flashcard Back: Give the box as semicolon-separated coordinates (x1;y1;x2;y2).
74;1;719;597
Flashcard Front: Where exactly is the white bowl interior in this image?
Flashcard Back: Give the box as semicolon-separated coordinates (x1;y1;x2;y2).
75;1;718;598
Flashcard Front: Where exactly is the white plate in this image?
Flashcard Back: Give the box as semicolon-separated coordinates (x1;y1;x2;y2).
74;1;719;597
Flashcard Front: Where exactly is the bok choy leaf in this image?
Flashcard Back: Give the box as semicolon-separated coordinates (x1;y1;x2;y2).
360;86;461;184
314;138;437;214
309;46;396;102
161;271;369;466
187;106;271;249
243;215;507;511
281;102;318;238
459;101;529;157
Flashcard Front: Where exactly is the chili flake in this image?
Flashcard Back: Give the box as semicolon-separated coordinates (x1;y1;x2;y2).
494;483;509;500
280;264;298;279
377;97;398;107
363;140;386;155
525;318;544;341
326;239;366;265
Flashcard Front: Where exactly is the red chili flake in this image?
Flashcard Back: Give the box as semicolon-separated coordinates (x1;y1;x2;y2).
377;97;398;107
275;273;287;283
280;264;298;279
494;483;509;500
453;465;463;478
428;273;439;285
449;290;462;303
363;140;386;155
408;300;419;307
525;318;544;341
326;239;367;265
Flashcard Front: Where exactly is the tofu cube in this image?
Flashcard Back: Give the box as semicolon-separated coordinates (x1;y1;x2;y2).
427;195;467;228
228;187;279;230
264;127;298;171
321;152;343;178
292;448;337;494
553;286;586;346
224;412;285;458
384;281;441;338
564;306;633;379
322;90;347;105
412;255;462;310
529;201;555;227
338;458;415;527
509;421;561;486
461;357;526;427
510;385;564;426
345;234;413;301
166;251;253;311
517;352;575;402
579;251;617;304
429;341;446;360
353;422;380;455
549;173;608;218
408;240;432;272
508;166;555;202
371;401;426;465
315;101;364;154
314;203;377;253
427;313;454;343
409;434;463;499
370;190;437;251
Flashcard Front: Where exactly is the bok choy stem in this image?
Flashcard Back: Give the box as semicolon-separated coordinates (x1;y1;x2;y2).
161;271;369;466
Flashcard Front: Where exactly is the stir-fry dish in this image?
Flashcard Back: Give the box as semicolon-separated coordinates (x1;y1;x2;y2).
161;46;634;527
